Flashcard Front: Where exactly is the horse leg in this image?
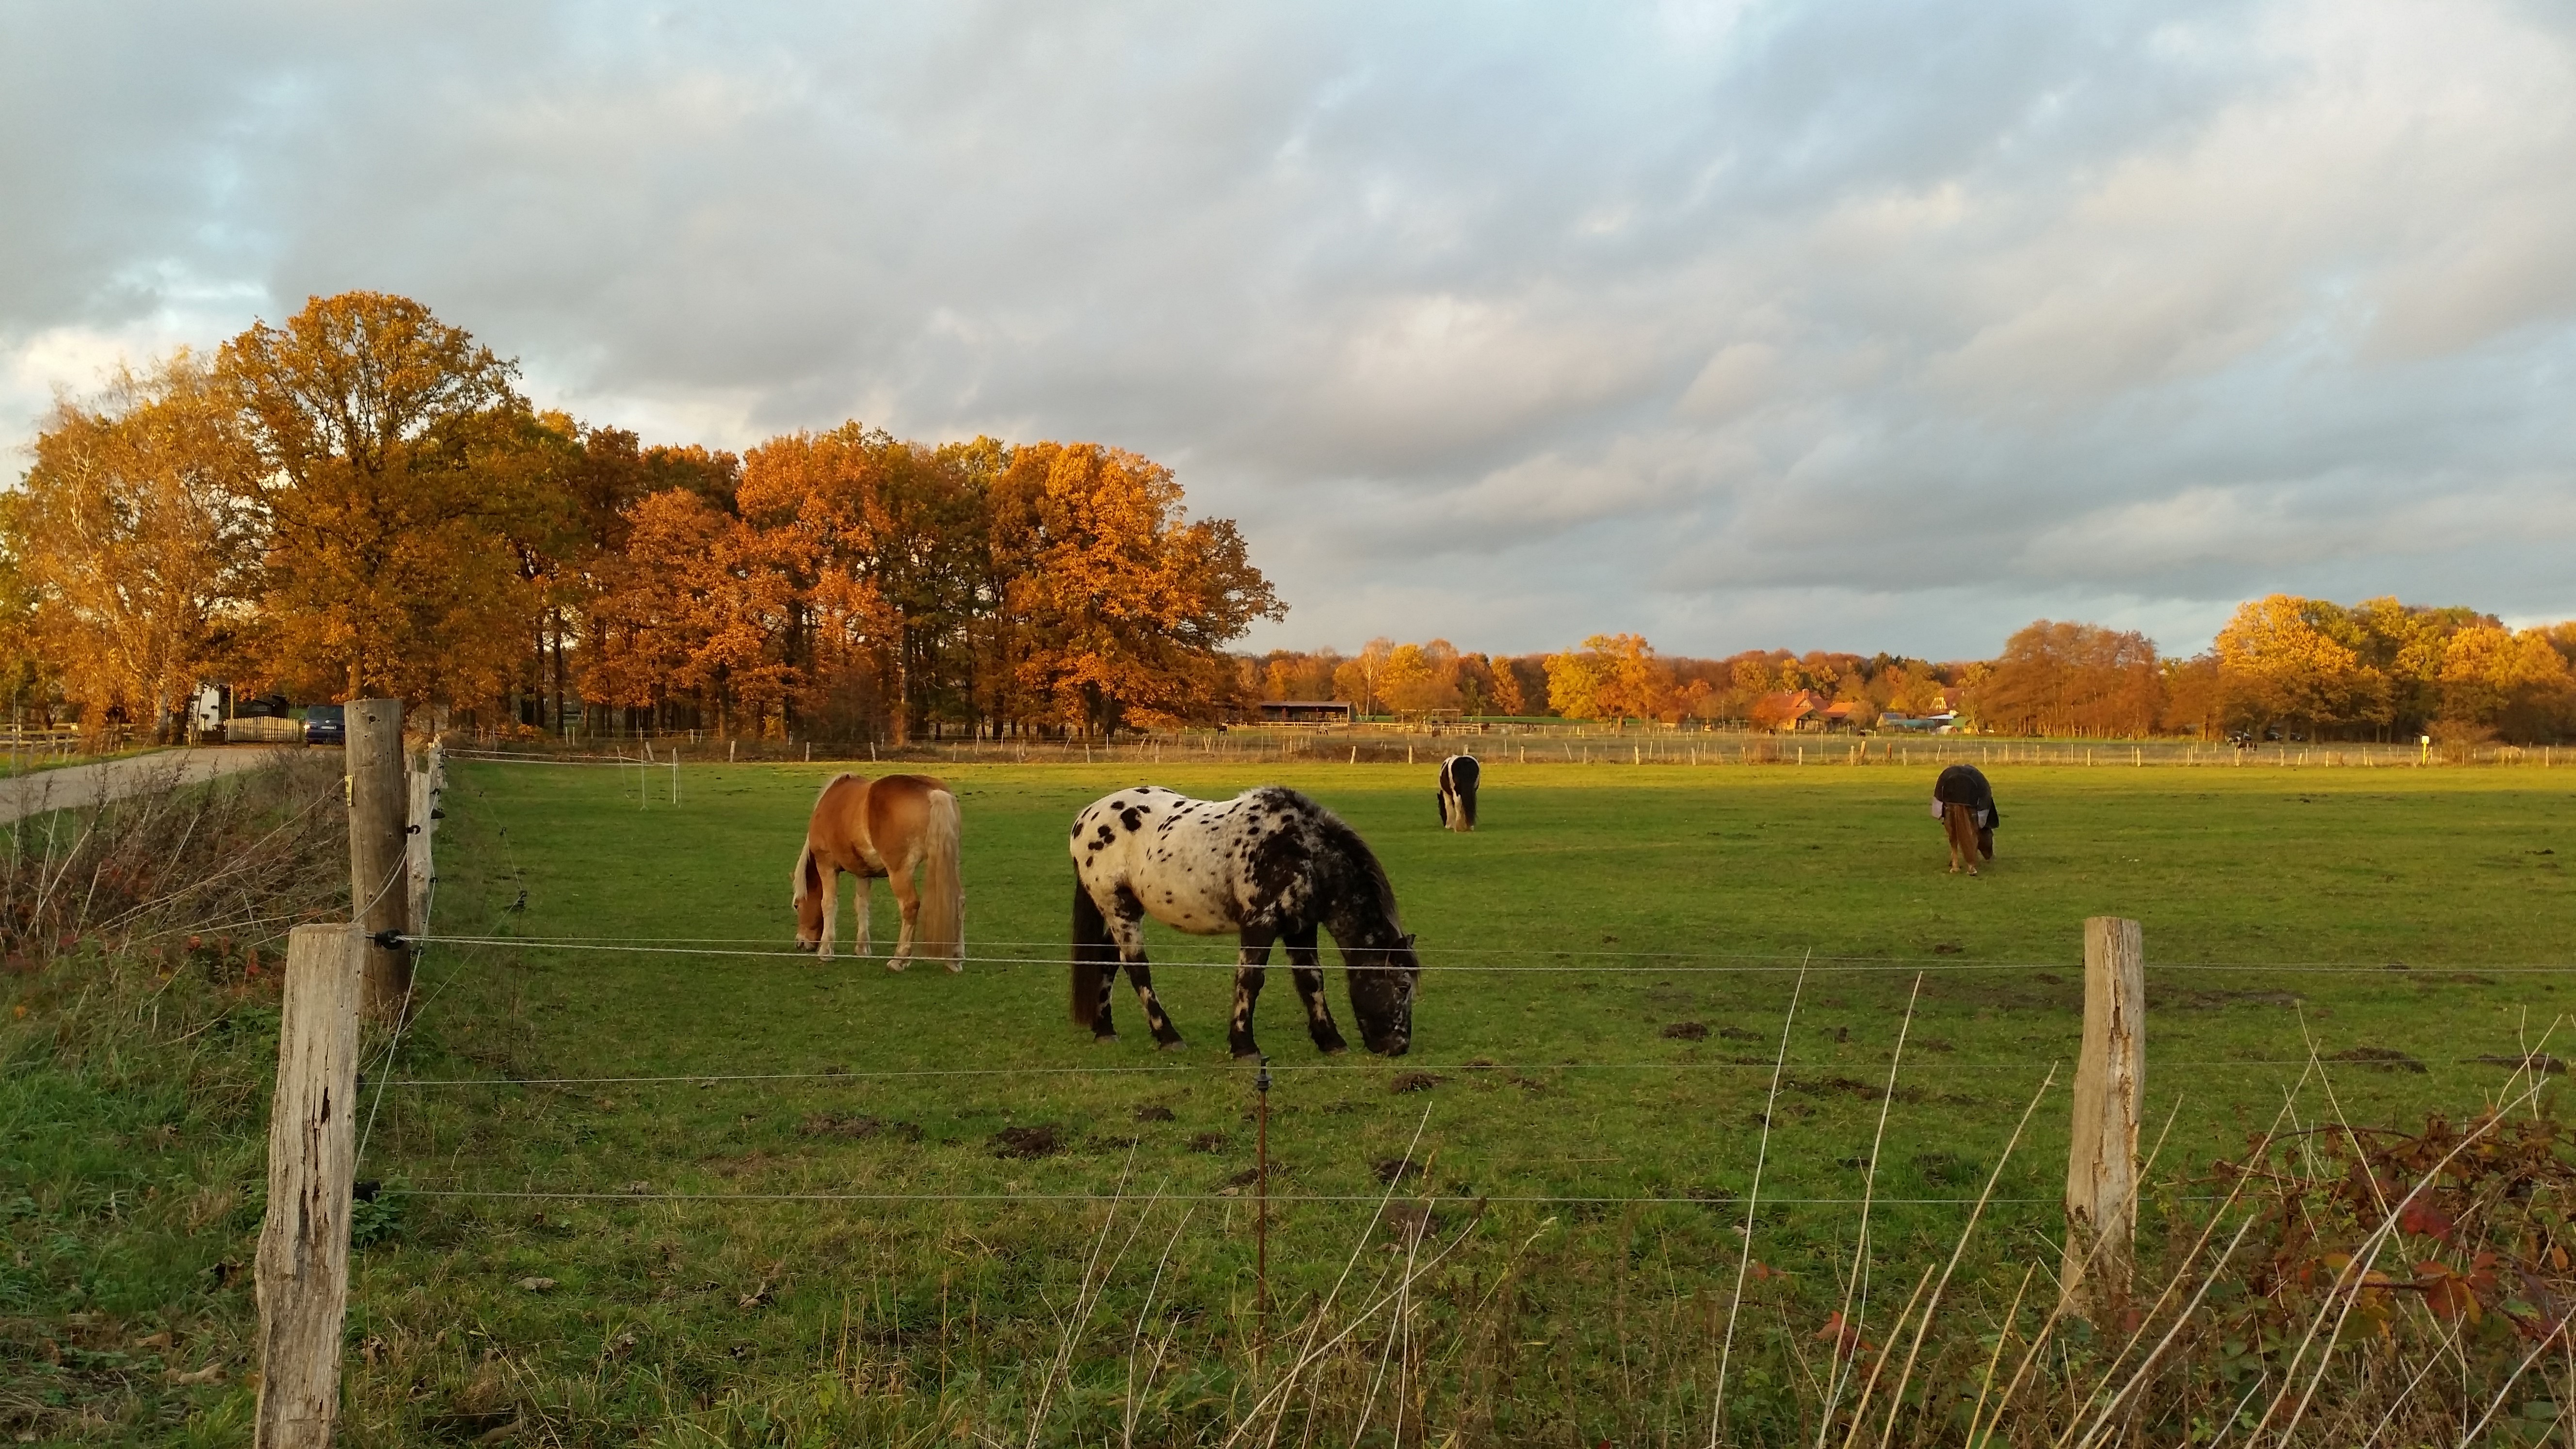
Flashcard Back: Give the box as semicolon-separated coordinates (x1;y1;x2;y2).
1111;909;1184;1049
1286;924;1348;1054
817;866;839;961
1231;927;1275;1060
853;871;872;958
1091;957;1123;1041
886;865;919;969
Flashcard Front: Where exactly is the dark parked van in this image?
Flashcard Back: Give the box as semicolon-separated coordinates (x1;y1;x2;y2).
303;703;346;746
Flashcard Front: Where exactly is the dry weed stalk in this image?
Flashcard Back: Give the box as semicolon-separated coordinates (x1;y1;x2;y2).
1;751;343;970
1711;950;1809;1445
1815;972;1923;1447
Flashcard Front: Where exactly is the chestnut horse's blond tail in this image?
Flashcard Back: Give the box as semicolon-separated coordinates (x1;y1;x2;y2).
792;840;819;909
914;788;965;965
1943;802;1981;869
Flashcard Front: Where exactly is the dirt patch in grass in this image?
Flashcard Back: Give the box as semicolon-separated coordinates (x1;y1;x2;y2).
2473;1052;2569;1075
1186;1131;1229;1154
799;1114;922;1143
1389;1072;1442;1093
1781;1075;1965;1107
1373;1157;1422;1184
1660;1021;1709;1041
990;1125;1064;1159
1134;1104;1176;1122
2330;1046;2428;1073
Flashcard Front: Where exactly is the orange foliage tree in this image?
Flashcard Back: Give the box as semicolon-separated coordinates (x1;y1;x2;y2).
1978;620;2163;737
995;442;1283;736
14;354;260;737
218;292;541;704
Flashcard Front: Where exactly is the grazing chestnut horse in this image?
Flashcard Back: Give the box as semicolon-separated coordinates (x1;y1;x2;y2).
1932;763;1999;875
792;773;964;968
1435;755;1480;831
1068;785;1420;1058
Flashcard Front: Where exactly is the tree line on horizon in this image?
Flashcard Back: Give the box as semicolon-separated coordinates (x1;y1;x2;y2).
0;291;1283;743
1250;597;2576;745
7;292;2572;748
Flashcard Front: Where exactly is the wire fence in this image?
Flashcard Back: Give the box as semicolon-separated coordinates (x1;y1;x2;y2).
364;915;2568;1225
396;933;2576;976
344;748;2576;1266
439;728;2573;770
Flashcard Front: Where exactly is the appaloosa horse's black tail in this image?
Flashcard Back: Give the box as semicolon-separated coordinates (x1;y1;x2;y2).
1070;879;1118;1031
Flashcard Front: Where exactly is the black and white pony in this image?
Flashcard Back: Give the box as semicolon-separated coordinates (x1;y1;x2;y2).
1068;785;1420;1058
1435;755;1480;832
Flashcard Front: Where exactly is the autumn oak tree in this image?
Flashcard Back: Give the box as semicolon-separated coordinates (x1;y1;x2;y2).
219;291;537;703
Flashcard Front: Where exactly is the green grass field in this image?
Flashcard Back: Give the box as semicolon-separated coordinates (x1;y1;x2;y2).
16;755;2576;1444
318;757;2576;1442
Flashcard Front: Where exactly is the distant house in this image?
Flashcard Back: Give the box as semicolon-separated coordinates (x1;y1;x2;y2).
1752;689;1827;732
1880;711;1959;733
1818;700;1865;731
1256;700;1354;725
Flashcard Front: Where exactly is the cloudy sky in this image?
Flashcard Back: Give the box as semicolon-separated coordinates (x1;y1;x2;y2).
4;0;2573;660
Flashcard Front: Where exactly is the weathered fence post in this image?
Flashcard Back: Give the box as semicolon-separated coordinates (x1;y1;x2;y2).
255;923;364;1449
2063;916;2145;1320
405;741;441;938
346;700;410;1018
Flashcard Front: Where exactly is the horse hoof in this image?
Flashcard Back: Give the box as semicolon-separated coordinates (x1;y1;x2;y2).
1966;868;1979;877
886;958;909;972
945;960;965;974
1158;1038;1188;1053
1094;1032;1119;1044
1232;1048;1262;1062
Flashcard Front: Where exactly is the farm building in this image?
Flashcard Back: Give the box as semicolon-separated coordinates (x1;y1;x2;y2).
1255;700;1354;725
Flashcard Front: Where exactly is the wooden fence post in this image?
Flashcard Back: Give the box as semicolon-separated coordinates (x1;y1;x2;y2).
255;923;363;1449
2063;916;2145;1320
405;741;441;937
346;699;410;1018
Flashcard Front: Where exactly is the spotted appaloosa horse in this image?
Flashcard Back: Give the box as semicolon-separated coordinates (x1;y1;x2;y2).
793;773;964;967
1932;764;1999;874
1436;755;1480;831
1068;785;1420;1058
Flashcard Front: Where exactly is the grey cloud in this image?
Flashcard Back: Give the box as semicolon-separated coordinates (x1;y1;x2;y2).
4;0;2574;662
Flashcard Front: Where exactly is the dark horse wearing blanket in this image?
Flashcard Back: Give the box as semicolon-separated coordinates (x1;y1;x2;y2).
1436;755;1480;831
1069;785;1420;1057
1932;764;1999;875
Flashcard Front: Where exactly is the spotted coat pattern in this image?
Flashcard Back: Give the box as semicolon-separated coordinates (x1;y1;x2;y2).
1068;785;1419;1058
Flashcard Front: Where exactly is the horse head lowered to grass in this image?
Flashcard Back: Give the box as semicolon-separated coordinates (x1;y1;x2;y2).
1932;763;2000;875
792;772;964;968
1068;785;1420;1057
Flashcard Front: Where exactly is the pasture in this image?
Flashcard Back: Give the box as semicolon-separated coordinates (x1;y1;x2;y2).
310;760;2576;1439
